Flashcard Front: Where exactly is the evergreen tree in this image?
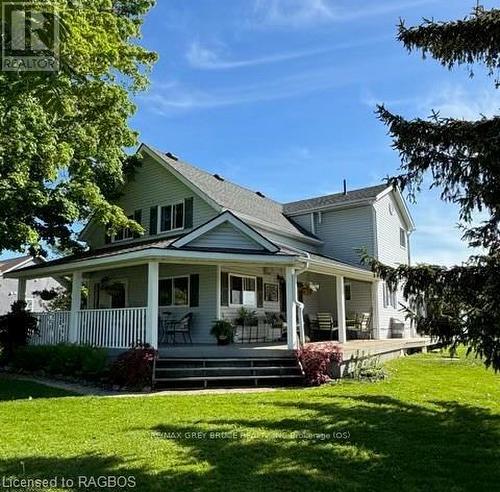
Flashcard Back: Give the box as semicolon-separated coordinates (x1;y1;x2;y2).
367;5;500;370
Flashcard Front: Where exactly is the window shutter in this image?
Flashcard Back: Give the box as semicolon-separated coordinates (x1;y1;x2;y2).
257;277;264;308
149;206;158;235
104;223;111;245
133;209;142;238
184;197;194;229
220;272;229;307
189;274;200;307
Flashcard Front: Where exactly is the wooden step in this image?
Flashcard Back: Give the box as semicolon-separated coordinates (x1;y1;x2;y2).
154;374;303;382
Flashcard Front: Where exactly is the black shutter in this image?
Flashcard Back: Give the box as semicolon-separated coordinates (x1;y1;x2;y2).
184;197;194;229
189;274;200;307
104;223;111;244
221;272;229;307
149;206;158;235
257;277;264;308
133;209;142;238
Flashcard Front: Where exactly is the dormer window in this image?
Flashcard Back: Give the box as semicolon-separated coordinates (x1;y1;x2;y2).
160;202;185;233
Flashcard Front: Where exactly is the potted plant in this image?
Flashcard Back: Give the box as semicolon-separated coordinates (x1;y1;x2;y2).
210;320;234;345
235;307;258;327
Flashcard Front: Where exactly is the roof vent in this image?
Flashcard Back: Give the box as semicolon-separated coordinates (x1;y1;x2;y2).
256;191;266;198
165;152;179;161
343;179;347;195
213;174;225;181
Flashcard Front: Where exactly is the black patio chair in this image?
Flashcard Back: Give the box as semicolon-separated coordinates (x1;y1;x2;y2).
165;313;193;345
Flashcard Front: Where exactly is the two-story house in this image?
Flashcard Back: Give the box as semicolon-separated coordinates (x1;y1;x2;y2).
7;144;416;352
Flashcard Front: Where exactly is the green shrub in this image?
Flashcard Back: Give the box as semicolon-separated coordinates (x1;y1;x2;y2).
12;344;108;381
0;301;38;363
349;354;387;382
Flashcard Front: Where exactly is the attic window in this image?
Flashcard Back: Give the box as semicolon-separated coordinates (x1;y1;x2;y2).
256;191;265;198
213;174;225;182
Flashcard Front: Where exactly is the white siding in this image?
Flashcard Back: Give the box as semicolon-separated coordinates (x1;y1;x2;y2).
374;192;412;337
83;154;218;249
294;206;375;266
189;222;265;251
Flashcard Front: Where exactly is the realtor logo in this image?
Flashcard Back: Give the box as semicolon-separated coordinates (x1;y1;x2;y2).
2;2;60;71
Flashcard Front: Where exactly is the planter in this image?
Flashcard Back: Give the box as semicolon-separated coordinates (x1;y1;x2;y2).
217;336;230;346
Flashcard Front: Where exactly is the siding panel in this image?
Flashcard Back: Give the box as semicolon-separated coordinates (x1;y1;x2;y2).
189;222;265;250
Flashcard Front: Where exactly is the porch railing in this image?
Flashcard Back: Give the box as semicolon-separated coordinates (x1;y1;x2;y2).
32;311;71;345
78;307;147;349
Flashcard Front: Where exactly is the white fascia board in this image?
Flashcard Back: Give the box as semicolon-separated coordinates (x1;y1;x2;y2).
6;249;298;279
306;258;376;282
285;198;375;217
171;211;280;253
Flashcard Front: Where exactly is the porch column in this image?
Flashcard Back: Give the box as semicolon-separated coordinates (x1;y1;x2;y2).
146;261;159;349
17;278;27;302
286;267;298;350
371;280;381;339
69;271;82;343
336;275;346;343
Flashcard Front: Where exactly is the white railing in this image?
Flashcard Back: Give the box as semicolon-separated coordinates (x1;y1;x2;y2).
78;307;147;349
32;312;71;345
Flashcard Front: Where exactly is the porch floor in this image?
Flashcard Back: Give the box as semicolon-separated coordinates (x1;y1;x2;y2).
158;337;434;360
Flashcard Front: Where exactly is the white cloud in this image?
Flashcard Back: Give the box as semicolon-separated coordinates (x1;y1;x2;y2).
143;62;363;115
252;0;437;28
363;84;500;120
186;36;389;70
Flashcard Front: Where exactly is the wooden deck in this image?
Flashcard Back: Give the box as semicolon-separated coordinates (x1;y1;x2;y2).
158;337;435;360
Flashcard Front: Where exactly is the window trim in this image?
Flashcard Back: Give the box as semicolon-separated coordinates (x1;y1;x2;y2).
158;201;185;234
400;227;407;249
229;273;257;308
158;275;190;308
111;214;134;243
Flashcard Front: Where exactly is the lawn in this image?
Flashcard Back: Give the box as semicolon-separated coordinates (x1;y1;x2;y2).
0;351;498;492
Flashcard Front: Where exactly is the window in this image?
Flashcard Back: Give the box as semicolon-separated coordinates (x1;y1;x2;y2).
264;283;279;302
113;215;134;242
159;202;184;232
230;274;256;306
159;276;189;307
383;282;397;309
25;298;34;312
400;228;407;248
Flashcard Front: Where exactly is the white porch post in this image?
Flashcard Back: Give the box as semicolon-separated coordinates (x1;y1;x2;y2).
286;267;298;350
336;275;347;343
371;280;381;339
69;271;82;343
146;261;159;349
17;278;27;302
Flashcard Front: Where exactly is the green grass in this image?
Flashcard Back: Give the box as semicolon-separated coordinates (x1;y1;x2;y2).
0;351;498;491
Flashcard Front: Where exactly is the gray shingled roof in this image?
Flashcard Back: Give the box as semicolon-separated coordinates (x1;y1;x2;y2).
0;255;34;274
283;184;389;214
147;146;318;242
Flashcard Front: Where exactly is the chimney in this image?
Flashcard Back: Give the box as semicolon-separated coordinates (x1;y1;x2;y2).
343;179;347;195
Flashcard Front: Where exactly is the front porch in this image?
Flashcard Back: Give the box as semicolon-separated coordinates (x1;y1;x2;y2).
10;246;412;355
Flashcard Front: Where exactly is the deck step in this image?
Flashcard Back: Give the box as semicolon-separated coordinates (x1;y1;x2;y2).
153;356;304;389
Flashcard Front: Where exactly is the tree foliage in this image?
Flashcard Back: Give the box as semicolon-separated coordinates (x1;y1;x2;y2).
0;0;157;255
370;6;500;370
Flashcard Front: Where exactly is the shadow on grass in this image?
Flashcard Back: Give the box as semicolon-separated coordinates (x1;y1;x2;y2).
0;396;498;491
149;395;499;491
0;376;78;401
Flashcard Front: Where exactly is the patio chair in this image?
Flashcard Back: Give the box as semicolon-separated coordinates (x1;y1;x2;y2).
158;311;172;344
164;313;193;345
314;312;338;341
355;312;372;340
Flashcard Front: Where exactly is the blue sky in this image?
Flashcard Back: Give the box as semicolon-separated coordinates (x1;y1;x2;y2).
2;0;498;265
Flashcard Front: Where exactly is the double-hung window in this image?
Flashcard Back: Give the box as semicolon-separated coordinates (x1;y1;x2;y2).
160;202;184;233
159;276;189;307
230;275;256;307
400;228;407;248
383;282;397;309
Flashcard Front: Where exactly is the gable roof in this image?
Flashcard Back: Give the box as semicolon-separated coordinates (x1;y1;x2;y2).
0;255;37;275
171;211;280;253
283;184;389;215
141;145;320;244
